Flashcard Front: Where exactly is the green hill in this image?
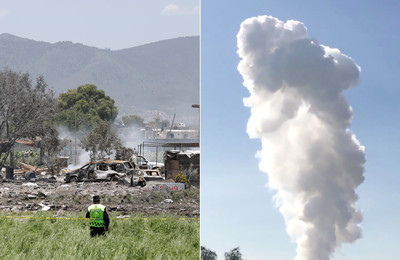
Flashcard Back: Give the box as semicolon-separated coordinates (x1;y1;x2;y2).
0;33;199;119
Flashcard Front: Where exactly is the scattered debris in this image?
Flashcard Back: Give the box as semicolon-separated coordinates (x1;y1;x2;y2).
24;172;36;180
0;177;199;217
154;183;185;192
41;205;51;211
19;162;48;175
22;183;38;187
116;215;131;219
37;191;47;198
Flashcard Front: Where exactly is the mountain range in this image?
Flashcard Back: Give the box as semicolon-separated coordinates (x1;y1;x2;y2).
0;33;199;121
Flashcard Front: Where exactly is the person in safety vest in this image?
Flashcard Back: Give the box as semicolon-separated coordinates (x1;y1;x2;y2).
86;195;110;237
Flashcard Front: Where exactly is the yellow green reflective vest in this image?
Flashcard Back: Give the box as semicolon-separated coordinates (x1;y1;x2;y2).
88;204;106;227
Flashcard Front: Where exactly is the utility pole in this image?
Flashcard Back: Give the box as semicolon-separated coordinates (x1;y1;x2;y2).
169;113;176;139
192;104;200;146
74;109;77;165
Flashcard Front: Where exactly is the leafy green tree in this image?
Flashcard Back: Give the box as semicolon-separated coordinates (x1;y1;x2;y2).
115;146;135;161
224;247;243;260
80;120;122;161
55;84;118;130
0;69;57;170
121;114;145;127
201;246;218;260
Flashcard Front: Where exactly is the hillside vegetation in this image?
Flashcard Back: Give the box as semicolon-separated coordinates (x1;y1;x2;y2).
0;34;199;118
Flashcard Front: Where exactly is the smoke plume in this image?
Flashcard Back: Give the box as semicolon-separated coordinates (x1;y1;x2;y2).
237;16;365;260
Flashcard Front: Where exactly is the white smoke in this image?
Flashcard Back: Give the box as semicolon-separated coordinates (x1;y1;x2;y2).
237;16;365;260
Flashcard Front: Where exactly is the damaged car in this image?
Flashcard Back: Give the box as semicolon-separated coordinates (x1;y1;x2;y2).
106;160;136;175
133;155;164;170
130;170;147;187
140;168;165;181
106;160;146;187
65;161;125;183
64;160;146;186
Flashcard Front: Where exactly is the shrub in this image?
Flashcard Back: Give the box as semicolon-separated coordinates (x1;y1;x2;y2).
175;172;188;188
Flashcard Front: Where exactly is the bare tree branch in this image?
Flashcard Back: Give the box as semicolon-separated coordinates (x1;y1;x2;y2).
0;68;57;170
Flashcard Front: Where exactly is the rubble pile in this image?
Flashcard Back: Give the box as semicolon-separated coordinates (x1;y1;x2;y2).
0;176;199;217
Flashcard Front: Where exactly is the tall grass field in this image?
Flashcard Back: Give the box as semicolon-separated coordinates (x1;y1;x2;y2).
0;212;199;260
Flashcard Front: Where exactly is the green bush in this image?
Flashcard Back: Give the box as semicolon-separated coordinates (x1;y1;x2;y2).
175;172;188;188
1;151;40;166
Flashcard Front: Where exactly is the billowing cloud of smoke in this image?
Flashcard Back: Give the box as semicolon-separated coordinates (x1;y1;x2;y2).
237;16;365;260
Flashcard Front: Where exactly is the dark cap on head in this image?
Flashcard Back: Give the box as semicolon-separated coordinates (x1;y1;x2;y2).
93;195;100;203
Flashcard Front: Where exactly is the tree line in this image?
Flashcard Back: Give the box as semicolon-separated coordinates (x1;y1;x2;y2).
0;68;142;171
201;246;243;260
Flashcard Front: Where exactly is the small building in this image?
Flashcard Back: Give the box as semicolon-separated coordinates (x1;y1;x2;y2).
164;150;200;187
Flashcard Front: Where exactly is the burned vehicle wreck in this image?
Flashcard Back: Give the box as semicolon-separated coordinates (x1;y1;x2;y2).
64;161;125;183
65;160;146;187
140;168;165;181
136;155;164;170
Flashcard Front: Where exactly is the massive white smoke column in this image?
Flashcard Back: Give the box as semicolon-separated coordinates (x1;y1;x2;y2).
237;16;365;260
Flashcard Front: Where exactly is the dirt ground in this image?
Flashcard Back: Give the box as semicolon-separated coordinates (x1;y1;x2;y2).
0;175;200;218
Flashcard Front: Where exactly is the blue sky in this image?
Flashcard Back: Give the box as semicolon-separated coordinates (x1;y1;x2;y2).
0;0;199;50
201;1;400;259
